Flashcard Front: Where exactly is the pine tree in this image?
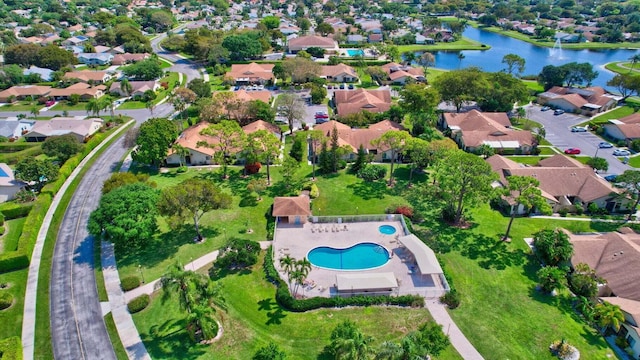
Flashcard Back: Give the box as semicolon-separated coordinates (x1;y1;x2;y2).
350;145;368;174
330;126;340;173
319;141;331;173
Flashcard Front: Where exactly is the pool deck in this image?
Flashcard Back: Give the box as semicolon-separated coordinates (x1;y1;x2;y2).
273;220;446;299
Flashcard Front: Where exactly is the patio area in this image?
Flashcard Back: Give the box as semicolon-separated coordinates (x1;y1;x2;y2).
272;217;448;299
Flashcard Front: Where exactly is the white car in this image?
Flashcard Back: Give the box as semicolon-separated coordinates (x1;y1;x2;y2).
613;149;631;156
570;126;587;133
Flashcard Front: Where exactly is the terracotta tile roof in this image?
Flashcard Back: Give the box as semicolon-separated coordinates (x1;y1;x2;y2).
334;88;391;116
233;89;271;103
314;120;402;152
272;196;311;216
538;154;584;168
0;85;51;99
63;70;109;83
170;122;216;156
615;124;640;139
569;230;640;301
616;113;640;125
380;62;425;79
444;110;532;148
321;64;358;79
488;154;619;203
242;120;281;135
288;35;337;50
228;63;274;82
112;53;150;65
443;109;511;129
49;83;104;98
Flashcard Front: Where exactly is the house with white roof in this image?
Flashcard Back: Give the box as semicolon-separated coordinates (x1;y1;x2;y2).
24;118;103;143
0;163;25;203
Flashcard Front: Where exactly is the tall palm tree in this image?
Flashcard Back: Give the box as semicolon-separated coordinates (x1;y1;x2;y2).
85;97;101;117
172;144;190;166
594;302;625;333
29;105;40;120
629;54;640;72
100;95;115;119
120;78;133;97
160;264;197;313
333;330;375;360
279;255;296;293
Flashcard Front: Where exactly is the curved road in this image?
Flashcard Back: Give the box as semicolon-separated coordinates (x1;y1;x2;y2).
46;30;203;360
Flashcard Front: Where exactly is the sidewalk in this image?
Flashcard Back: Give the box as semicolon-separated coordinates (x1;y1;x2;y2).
425;299;484;360
102;242;151;360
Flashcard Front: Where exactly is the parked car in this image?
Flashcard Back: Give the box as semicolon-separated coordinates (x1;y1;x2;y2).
613;149;631;156
348;84;355;89
554;109;565;115
541;106;551;111
315;111;328;119
45;100;55;107
339;83;345;89
598;142;614;148
315;118;328;124
604;174;618;182
571;126;587;132
564;148;581;154
327;85;333;89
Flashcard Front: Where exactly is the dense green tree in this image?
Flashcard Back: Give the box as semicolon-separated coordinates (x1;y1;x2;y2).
132;118;177;167
88;183;158;251
614;170;640;220
246;130;281;185
532;229;573;266
502;176;552;241
296;18;311;34
479;72;530;112
432;150;497;225
537;266;568;293
199;120;246;178
562;62;599;87
244;100;276;124
606;73;640;100
404;137;430;185
42;134;83;163
372;131;412;187
306;47;325;58
4;43;41;67
157;178;232;240
501;54;526;77
587;157;609;172
538;65;567;90
432;67;489;112
222;34;263;61
213;238;260;271
261;15;280;30
275;93;306;136
399;84;440;114
316;22;334;36
310;84;327;104
569;263;602;299
328;321;375;360
14;157;59;192
122;58;163;80
37;45;76;71
187;78;212;99
101;172;153;194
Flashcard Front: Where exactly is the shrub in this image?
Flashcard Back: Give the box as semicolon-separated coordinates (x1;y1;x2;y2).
0;337;22;359
302;182;319;198
440;289;460;309
0;202;33;219
176;165;188;173
0;292;13;310
127;294;150;313
558;208;568;217
245;162;261;174
358;165;387;182
120;275;141;291
212;238;261;271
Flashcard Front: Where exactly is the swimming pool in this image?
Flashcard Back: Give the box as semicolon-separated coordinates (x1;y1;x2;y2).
307;242;390;270
379;225;396;235
346;49;364;57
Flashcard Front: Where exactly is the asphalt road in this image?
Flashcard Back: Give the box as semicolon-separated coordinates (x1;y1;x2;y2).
524;104;631;175
49;127;133;360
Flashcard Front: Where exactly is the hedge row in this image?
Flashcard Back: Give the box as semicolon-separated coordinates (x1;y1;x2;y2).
0;126;125;274
0;145;43;165
0;202;34;220
263;246;424;312
0;336;22;360
0;143;40;152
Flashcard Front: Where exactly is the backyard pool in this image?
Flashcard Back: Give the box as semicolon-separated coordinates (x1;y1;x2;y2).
378;225;397;235
307;242;390;270
346;49;364;57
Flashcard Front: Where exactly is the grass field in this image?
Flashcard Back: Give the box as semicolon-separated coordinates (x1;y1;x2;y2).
0;269;28;339
588;106;637;125
605;61;640;75
397;37;489;52
117;72;180;110
0;102;39;112
51;102;90;112
2;218;26;253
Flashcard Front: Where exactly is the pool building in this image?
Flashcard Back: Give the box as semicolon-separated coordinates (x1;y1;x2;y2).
272;203;449;299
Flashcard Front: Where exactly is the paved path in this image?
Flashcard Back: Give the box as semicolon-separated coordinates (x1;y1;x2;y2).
22;120;135;360
102;242;151;360
425;299;485;360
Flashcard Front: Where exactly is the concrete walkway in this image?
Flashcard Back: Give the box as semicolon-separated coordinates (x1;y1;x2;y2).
102;242;151;360
21;120;135;360
425;299;485;360
124;241;272;301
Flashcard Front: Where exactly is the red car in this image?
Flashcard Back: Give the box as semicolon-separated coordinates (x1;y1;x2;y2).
564;148;581;155
314;111;329;119
45;100;55;107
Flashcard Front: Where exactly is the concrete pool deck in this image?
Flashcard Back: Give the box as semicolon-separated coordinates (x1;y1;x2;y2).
273;220;447;298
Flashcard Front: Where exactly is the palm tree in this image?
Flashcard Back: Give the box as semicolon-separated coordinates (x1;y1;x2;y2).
186;303;219;342
375;341;403;360
85;97;101;117
629;54;640;72
594;302;625;333
279;255;296;293
332;329;375;360
172;144;190;166
160;264;198;313
29;105;40;120
100;95;115;119
120;78;133;97
145;100;156;116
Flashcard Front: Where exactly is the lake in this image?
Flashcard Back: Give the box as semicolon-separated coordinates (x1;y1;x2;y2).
432;27;640;88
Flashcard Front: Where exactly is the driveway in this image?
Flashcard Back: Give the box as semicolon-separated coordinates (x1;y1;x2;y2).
524;104;631;175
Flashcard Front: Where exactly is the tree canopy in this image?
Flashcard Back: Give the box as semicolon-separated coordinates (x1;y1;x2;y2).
222;34;263;61
132;118;177;167
122;58;163;81
15;157;59;192
532;229;573;266
538;62;598;90
88;183;159;251
41;134;83;163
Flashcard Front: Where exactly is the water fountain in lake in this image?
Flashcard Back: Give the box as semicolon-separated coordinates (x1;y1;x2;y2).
550;38;564;60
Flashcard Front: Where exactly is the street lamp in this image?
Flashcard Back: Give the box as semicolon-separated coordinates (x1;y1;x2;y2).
138;265;145;284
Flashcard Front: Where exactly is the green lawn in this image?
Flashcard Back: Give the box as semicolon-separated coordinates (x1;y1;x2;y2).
588;106;636;125
355;67;377;88
132;254;462;360
117;72;180;109
523;80;544;93
51;101;91;112
1;102;39;112
0;269;28;339
505;156;543;165
605;61;640;75
426;68;448;84
2;217;26;253
419;204;618;360
397;37;489;52
627;155;640;168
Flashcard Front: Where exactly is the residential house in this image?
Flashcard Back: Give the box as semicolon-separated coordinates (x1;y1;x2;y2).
93;45;112;54
23;66;54;81
441;110;534;154
227;63;275;85
603;113;640;144
62;35;89;48
321;64;359;83
0;85;52;102
380;63;425;84
233;89;272;104
165;120;280;166
111;53;150;65
49;83;106;100
288;35;338;53
0;119;36;139
333;88;392;116
109;81;159;98
487;154;627;213
313;119;403;161
77;52;114;66
415;34;428;44
24;117;104;142
0;163;25;203
63;71;112;84
368;33;383;43
537;86;619;116
346;34;365;44
272;196;311;224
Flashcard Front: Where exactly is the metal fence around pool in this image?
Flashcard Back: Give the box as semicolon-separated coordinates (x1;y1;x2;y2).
308;214;411;236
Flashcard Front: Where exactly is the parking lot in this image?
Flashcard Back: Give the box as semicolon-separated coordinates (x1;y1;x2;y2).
524;104;631;175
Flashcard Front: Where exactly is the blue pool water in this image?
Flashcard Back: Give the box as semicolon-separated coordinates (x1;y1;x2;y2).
307;242;390;270
379;225;396;235
346;49;364;57
0;167;8;177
